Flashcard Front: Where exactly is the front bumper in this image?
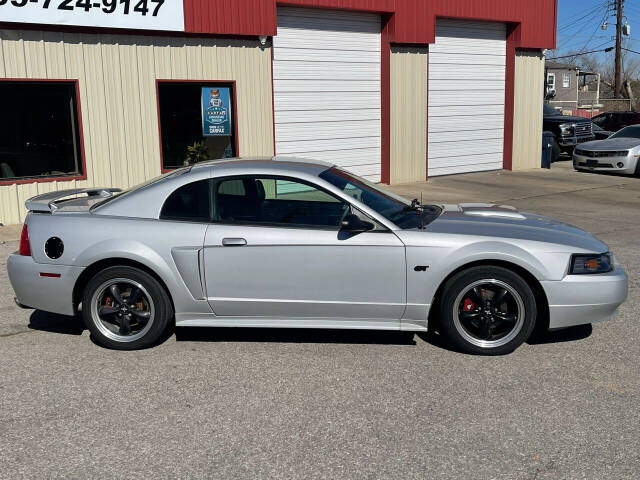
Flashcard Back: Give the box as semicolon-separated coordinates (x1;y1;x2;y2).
541;266;628;329
558;134;595;148
573;152;637;175
7;254;84;316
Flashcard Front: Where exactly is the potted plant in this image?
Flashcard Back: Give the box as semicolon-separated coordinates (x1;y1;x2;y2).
184;141;209;166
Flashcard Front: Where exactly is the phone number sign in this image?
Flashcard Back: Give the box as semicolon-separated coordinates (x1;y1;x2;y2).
0;0;184;32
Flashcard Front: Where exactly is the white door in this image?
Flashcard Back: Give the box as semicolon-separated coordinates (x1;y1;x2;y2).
428;19;507;176
273;7;382;182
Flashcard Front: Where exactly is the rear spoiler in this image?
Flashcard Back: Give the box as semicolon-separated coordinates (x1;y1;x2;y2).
25;188;122;213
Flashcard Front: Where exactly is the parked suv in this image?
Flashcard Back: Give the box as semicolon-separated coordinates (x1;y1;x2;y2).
592;111;640;132
543;103;595;160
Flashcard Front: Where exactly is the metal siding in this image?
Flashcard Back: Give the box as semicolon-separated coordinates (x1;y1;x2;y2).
183;0;556;49
183;0;277;36
389;45;427;184
428;19;506;177
0;30;273;225
512;50;544;170
273;7;381;181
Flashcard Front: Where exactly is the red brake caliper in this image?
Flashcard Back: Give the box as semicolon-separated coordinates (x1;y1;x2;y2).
463;298;475;311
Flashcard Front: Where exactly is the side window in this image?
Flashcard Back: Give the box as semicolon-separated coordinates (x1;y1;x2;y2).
214;176;349;228
160;180;211;222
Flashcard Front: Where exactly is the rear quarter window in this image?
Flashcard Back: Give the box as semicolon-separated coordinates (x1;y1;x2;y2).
160;179;211;222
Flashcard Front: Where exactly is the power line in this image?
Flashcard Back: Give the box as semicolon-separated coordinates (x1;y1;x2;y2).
557;2;609;32
547;46;615;60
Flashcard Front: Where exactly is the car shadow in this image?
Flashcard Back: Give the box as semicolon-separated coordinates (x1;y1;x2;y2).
415;324;594;355
526;323;593;345
175;327;417;346
27;310;86;336
25;309;593;349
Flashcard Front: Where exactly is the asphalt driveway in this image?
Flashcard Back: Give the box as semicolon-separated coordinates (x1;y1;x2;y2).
1;162;638;479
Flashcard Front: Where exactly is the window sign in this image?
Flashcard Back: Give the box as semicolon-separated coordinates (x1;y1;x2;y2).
201;87;232;137
0;0;185;32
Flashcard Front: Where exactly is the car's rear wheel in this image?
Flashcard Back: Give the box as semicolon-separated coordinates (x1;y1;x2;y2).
634;157;640;177
82;266;173;350
439;266;537;355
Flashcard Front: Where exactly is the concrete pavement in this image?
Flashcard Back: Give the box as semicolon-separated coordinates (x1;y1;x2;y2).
0;162;638;479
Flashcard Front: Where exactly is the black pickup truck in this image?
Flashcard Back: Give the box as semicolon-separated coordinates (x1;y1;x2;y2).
543;103;595;161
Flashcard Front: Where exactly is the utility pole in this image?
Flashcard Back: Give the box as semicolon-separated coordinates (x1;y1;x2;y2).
615;0;624;98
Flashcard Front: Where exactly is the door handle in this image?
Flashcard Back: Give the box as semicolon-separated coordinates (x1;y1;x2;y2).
222;237;247;247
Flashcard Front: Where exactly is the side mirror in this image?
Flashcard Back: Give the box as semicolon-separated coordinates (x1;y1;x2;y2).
341;213;374;233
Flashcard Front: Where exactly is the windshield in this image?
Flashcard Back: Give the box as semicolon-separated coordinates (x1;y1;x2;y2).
319;168;441;229
543;103;558;116
609;125;640;139
91;166;191;209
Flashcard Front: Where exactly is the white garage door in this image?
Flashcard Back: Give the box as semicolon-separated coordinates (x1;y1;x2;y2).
273;7;381;182
428;19;507;176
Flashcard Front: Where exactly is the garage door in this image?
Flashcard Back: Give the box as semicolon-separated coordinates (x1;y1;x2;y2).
273;7;381;182
428;19;506;176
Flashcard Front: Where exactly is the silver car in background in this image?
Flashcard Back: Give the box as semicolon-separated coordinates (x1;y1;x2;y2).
574;125;640;176
7;157;628;355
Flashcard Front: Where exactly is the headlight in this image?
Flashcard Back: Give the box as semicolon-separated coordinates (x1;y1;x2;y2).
570;253;613;274
559;123;574;135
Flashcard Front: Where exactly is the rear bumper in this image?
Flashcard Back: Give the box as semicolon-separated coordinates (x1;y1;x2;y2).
7;254;83;316
541;267;628;329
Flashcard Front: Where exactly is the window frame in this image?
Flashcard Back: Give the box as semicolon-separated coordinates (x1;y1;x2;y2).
155;79;240;173
546;73;556;91
0;78;87;186
211;174;359;231
562;72;571;88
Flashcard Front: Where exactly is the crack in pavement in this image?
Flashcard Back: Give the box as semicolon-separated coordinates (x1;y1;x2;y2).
489;180;637;203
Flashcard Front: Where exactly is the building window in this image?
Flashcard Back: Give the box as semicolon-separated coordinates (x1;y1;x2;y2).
563;73;571;88
157;82;237;171
0;81;83;182
546;73;556;91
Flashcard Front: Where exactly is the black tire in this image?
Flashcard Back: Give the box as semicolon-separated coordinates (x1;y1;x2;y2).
550;137;562;163
439;266;537;355
81;266;173;350
634;159;640;177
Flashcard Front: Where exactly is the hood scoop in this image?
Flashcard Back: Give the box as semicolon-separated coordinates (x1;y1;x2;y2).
451;203;527;220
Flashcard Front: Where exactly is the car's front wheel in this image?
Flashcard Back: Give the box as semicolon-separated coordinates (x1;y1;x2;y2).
439;266;537;355
82;266;173;350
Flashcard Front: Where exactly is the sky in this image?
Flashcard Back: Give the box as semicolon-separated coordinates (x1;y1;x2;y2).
554;0;640;60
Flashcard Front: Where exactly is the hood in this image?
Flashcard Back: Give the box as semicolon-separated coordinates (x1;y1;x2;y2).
422;203;607;252
576;137;640;151
543;114;592;124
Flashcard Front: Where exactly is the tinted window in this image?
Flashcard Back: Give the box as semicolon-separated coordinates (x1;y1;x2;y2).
214;176;349;228
610;125;640;139
161;180;211;222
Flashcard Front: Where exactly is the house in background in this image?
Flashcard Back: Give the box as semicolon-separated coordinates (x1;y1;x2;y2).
545;61;601;116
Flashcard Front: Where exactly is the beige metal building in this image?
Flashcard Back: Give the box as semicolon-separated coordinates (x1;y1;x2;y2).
0;0;555;225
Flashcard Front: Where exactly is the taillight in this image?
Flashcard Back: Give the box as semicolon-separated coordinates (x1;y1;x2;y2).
19;224;31;256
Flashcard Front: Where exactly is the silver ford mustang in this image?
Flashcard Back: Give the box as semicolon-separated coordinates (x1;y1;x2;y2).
7;157;628;354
